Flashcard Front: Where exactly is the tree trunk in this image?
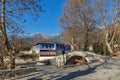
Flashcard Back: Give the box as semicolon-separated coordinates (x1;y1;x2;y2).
71;37;75;51
1;0;6;68
106;42;113;55
1;0;15;69
103;0;119;55
1;0;9;50
11;57;15;69
84;26;89;51
6;56;15;69
105;30;114;55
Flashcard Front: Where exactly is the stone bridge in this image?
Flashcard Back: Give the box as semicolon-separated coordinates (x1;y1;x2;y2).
66;51;103;63
48;51;104;67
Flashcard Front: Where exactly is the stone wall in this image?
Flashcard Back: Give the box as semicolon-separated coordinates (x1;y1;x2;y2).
0;67;36;79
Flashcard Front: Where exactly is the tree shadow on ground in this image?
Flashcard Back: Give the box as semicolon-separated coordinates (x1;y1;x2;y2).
57;61;107;80
56;67;95;80
28;77;42;80
29;59;109;80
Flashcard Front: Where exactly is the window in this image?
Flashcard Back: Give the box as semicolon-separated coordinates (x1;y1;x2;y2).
46;44;48;48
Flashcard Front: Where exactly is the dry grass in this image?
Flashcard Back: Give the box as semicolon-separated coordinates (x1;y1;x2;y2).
74;58;86;63
114;51;120;58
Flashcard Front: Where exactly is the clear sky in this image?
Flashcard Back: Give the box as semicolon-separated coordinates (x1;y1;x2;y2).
24;0;66;35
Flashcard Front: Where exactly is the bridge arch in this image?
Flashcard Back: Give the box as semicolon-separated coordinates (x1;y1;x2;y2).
65;55;87;65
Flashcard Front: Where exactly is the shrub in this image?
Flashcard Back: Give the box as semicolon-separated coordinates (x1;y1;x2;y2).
20;46;31;51
19;54;38;61
93;43;104;54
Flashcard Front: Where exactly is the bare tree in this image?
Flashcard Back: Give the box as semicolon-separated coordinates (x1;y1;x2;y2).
0;0;43;69
98;0;120;55
60;0;96;51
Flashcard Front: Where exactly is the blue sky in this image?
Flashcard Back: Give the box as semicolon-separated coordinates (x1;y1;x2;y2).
24;0;66;35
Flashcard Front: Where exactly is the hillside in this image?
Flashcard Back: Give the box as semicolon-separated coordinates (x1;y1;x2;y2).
23;33;62;46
